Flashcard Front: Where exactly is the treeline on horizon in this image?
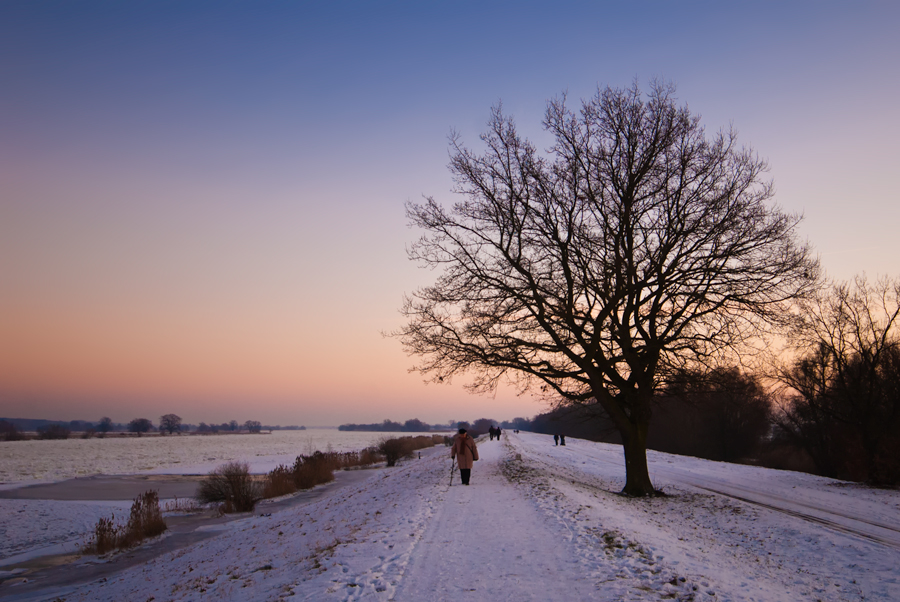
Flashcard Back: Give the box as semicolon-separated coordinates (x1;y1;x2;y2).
337;417;532;433
0;417;306;440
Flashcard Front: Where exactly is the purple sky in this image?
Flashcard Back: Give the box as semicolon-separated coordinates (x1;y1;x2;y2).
2;1;898;426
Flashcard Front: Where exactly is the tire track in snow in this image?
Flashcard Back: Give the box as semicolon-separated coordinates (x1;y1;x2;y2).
519;435;900;550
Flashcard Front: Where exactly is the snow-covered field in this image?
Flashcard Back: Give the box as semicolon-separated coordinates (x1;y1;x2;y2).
0;430;421;484
2;431;899;601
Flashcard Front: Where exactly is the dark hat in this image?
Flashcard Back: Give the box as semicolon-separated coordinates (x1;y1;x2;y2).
458;428;467;434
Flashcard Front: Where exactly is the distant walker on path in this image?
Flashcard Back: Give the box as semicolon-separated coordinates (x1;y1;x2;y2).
451;428;479;485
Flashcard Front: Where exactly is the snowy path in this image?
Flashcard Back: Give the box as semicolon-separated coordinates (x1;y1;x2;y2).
3;433;898;601
395;439;597;601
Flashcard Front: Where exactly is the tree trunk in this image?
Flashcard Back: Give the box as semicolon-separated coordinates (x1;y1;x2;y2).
621;420;656;496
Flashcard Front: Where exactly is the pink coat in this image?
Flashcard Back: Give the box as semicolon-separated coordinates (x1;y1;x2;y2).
451;434;479;469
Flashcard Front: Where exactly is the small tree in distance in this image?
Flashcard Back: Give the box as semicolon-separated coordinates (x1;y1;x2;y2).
97;417;113;434
397;81;819;496
128;418;153;435
244;420;262;433
159;414;182;435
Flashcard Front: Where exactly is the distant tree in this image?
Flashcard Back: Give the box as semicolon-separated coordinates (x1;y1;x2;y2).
68;420;93;432
228;420;239;432
402;418;430;432
470;418;495;437
529;405;620;442
381;419;402;431
244;420;262;433
775;275;900;486
128;418;153;435
97;417;113;434
159;414;182;435
397;81;818;495
501;417;532;431
0;419;24;441
197;422;211;433
37;424;70;440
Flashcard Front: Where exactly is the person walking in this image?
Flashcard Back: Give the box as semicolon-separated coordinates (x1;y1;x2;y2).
553;434;559;446
451;428;479;485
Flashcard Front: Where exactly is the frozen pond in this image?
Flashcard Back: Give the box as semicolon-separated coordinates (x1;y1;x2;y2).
0;429;446;484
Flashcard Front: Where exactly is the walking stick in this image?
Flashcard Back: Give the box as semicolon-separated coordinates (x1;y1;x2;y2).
449;457;456;486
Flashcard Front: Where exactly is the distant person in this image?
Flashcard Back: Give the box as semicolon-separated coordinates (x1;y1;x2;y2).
451;428;479;485
488;426;496;441
495;427;501;440
560;434;566;446
553;434;559;446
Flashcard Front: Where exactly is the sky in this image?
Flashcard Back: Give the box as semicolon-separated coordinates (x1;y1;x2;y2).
1;1;898;427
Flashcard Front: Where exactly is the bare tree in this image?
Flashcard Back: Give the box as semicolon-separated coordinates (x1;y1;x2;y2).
159;414;182;435
97;416;113;434
128;418;153;435
397;81;818;495
244;420;262;433
775;275;900;485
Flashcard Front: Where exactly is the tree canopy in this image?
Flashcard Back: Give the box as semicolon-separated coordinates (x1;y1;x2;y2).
159;413;182;435
775;275;900;485
398;81;818;495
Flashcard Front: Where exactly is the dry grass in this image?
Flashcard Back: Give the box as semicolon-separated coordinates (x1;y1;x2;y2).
267;449;386;497
262;464;297;498
84;490;167;555
292;452;338;490
208;436;444;510
162;496;202;513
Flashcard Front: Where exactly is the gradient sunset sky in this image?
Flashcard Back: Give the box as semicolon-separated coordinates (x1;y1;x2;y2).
2;1;898;426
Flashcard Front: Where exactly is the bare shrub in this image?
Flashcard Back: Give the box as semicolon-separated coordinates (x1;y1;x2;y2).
378;437;414;467
84;490;167;554
376;435;444;467
359;446;383;465
196;462;262;512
